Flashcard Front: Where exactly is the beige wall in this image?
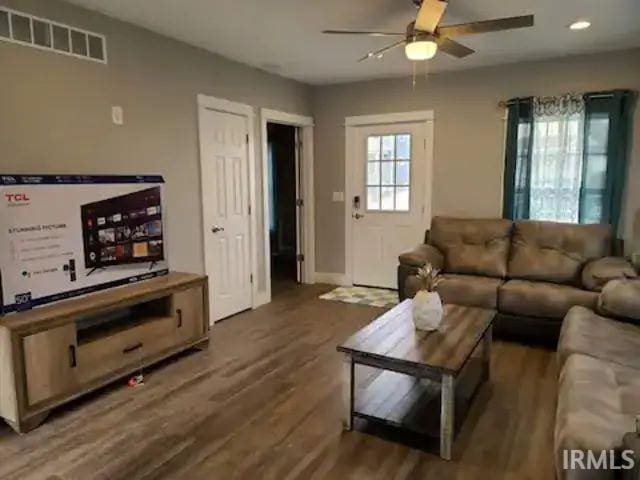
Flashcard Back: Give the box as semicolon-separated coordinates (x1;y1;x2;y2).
313;49;640;274
0;0;312;291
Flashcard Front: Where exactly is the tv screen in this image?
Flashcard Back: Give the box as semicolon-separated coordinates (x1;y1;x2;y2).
81;186;164;268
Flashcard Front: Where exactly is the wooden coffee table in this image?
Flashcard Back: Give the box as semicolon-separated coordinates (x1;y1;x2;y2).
337;300;494;460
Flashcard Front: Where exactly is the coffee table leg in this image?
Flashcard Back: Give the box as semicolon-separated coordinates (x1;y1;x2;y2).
342;354;354;431
440;373;455;460
483;325;492;381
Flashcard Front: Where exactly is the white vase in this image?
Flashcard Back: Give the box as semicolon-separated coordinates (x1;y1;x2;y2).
412;290;443;331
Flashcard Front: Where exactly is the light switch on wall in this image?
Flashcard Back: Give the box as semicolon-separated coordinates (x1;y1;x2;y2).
111;106;124;126
332;191;345;202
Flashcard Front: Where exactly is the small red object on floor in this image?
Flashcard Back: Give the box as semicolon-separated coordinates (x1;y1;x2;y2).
127;374;144;387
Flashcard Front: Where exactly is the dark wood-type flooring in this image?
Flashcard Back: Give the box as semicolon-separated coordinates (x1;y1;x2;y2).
0;284;558;479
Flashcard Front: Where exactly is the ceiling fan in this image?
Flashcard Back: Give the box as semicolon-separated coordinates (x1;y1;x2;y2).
323;0;534;62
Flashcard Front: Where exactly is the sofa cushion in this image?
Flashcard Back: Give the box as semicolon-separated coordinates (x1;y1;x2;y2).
436;274;503;310
428;217;512;278
558;305;640;370
499;280;598;319
582;257;638;291
508;221;612;285
554;353;640;480
598;279;640;321
404;273;502;310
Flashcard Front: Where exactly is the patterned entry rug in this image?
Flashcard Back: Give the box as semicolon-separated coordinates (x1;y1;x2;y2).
319;286;399;309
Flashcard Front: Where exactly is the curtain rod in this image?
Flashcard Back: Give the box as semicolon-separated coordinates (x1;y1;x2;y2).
498;91;632;108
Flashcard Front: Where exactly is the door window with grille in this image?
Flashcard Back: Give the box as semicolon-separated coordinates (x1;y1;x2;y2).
366;134;411;211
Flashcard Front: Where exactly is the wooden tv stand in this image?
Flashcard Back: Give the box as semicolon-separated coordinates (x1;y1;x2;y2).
0;272;209;433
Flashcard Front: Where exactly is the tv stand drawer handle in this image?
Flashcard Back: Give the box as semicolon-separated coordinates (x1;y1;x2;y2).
68;345;77;368
176;308;183;328
123;342;143;354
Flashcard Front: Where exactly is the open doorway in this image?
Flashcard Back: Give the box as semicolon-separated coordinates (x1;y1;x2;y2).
267;122;301;295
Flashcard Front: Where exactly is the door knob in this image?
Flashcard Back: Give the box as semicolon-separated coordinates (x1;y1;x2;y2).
353;213;365;219
212;226;225;233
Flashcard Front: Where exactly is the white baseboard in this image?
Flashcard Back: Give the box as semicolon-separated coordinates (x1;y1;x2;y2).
314;272;350;286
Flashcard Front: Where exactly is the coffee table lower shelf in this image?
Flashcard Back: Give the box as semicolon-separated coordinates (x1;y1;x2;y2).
350;358;486;451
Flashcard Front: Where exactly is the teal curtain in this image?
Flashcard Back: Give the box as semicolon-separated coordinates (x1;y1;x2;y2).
503;90;636;232
581;90;637;232
502;98;533;219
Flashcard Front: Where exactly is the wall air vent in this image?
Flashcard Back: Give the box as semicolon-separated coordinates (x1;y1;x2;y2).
0;7;107;64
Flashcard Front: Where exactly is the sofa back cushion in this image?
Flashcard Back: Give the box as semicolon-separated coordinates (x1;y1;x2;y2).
428;217;513;278
508;220;612;285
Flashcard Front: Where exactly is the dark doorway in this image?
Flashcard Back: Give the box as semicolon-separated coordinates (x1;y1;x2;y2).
267;122;299;293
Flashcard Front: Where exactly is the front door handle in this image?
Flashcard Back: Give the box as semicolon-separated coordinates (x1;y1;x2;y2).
212;226;225;233
353;213;365;220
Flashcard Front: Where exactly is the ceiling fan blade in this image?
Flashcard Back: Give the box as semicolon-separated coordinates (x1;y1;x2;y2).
415;0;448;33
323;30;405;37
358;40;406;62
435;37;475;58
437;15;534;37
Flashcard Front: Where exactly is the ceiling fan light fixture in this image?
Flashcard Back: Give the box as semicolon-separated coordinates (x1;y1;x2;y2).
405;39;438;61
569;19;591;30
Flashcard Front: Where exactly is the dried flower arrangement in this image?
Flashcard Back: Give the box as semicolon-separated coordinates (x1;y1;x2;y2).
416;263;441;292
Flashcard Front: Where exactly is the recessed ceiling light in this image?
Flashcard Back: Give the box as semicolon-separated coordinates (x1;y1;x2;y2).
569;20;591;31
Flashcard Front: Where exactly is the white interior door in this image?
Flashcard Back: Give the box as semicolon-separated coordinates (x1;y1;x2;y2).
199;107;252;321
351;122;428;289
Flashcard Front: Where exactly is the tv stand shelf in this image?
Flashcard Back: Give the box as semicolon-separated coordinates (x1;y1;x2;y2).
0;272;209;433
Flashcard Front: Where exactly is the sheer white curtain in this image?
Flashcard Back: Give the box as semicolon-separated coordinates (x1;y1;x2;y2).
529;94;585;223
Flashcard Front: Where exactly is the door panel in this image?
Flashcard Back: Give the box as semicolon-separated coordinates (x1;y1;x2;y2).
199;108;252;322
351;122;428;289
173;286;205;344
23;324;78;405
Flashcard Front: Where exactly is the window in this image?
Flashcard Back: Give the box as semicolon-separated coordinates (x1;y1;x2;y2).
366;134;411;211
503;91;635;231
582;113;610;224
528;111;584;223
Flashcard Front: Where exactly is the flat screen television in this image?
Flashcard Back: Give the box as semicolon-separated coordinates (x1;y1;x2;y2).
81;186;164;269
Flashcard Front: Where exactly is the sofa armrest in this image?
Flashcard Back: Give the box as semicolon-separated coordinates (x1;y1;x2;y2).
597;279;640;322
398;244;444;270
582;257;638;291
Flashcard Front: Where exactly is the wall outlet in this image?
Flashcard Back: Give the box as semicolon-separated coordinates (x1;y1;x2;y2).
111;106;124;126
332;191;344;202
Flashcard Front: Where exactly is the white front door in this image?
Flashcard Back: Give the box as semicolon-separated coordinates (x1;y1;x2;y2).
199;107;252;322
351;122;429;289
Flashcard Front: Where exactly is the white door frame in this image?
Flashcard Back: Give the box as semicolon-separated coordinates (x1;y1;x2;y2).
260;108;316;304
344;110;435;287
197;94;259;324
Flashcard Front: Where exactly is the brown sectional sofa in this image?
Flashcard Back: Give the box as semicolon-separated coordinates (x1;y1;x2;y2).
555;279;640;480
398;216;637;342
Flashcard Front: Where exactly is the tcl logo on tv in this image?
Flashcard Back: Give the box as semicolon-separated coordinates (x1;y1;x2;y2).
4;193;31;205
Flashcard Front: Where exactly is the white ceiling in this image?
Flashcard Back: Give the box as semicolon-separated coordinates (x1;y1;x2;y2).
66;0;640;85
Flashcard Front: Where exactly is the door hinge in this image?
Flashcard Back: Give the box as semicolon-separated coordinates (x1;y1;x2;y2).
248;204;251;215
295;198;303;207
246;134;249;144
297;254;305;262
250;274;254;284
